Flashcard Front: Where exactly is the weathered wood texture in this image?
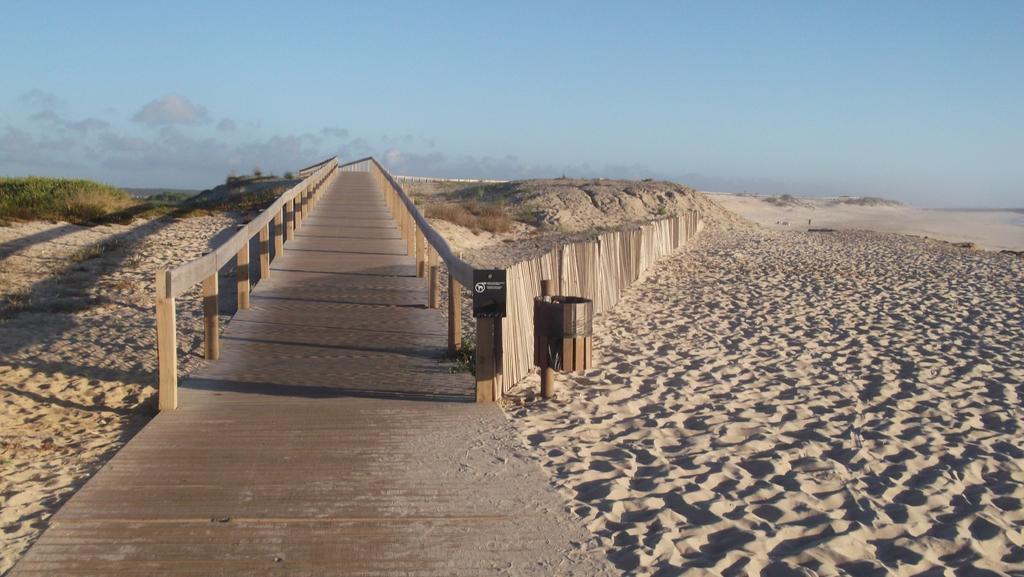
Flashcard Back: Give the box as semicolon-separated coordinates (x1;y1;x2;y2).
155;270;177;411
202;273;219;360
9;171;613;577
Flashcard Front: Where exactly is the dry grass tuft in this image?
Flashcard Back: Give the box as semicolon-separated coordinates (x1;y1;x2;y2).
425;200;514;234
68;238;123;264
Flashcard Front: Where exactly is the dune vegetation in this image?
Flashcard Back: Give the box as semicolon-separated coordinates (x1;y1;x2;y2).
0;177;138;224
424;200;516;234
0;176;291;226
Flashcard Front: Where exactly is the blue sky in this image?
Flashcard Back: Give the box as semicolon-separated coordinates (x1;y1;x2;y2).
1;1;1021;207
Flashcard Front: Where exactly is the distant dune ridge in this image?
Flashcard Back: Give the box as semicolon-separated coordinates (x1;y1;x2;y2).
709;191;1023;252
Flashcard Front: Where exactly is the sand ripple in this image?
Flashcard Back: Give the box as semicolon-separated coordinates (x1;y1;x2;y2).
508;228;1024;576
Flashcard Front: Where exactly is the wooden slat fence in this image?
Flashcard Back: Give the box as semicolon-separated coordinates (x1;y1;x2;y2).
495;212;703;394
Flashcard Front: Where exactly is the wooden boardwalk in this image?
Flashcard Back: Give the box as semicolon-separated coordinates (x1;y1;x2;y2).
10;173;612;576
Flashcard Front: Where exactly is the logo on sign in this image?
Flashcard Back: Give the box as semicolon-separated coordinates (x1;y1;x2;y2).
475;282;486;293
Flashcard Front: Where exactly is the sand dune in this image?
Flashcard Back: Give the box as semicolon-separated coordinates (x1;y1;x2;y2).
0;215;238;574
507;227;1024;575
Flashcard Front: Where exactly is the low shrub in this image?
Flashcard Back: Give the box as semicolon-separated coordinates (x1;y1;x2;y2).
446;336;476;375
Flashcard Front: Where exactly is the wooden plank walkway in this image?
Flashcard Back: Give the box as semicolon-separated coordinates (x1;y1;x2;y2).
9;173;612;576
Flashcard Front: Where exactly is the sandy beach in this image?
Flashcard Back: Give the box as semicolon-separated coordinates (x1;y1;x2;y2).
0;214;238;574
709;193;1024;252
506;225;1024;575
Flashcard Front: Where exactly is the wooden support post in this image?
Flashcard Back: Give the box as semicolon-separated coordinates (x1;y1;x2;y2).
475;317;496;402
540;279;555;399
407;216;416;257
237;240;250;310
285;200;294;241
416;229;427;278
203;273;219;360
155;270;178;411
448;274;462;355
295;190;303;229
259;224;270;280
273;211;283;256
427;248;439;308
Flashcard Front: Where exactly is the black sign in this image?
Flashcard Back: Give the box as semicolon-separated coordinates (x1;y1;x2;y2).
472;269;507;318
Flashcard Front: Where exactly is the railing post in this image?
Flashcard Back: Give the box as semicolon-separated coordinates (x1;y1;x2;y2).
416;228;427;278
237;237;250;310
427;247;439;308
285;199;295;241
203;273;219;360
406;216;415;257
259;223;271;279
155;270;178;411
475;318;497;402
274;211;283;255
448;275;461;355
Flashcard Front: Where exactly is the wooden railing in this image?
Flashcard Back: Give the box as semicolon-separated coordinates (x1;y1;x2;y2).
154;157;339;410
154;154;704;410
342;158;705;402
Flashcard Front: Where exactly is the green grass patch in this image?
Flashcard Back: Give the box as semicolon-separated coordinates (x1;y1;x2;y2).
0;177;138;224
2;176;292;226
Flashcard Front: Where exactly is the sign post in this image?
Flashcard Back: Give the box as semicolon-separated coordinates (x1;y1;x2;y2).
472;270;506;401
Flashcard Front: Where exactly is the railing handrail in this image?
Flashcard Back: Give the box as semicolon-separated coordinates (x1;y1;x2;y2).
364;157;475;288
161;157;339;299
394;175;509;184
155;155;340;411
296;155;337;177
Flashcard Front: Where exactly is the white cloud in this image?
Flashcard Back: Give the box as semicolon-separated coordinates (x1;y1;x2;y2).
31;110;110;134
319;127;349;139
217;118;237;132
0;126;81;169
19;89;63;110
132;94;210;126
